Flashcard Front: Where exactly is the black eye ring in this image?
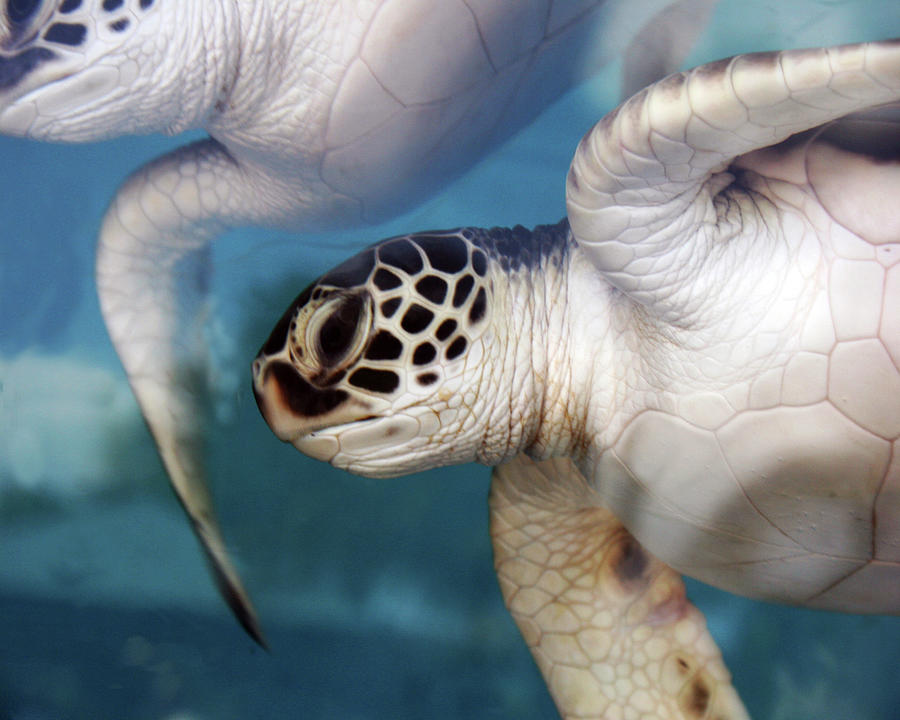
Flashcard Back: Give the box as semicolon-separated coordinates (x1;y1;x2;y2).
313;292;369;369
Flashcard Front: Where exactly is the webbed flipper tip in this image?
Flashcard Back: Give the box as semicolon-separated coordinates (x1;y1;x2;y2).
195;520;268;650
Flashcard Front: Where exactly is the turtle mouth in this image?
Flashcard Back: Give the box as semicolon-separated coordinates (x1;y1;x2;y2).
252;358;352;435
298;411;437;471
0;51;63;113
0;63;114;136
292;415;383;462
252;355;395;462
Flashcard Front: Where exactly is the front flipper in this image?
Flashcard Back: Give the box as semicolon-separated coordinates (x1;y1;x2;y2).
95;138;265;645
567;39;900;321
490;455;747;719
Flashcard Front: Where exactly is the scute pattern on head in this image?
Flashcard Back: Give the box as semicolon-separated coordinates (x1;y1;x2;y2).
367;232;485;389
252;228;496;455
254;218;578;479
302;230;489;391
2;0;152;53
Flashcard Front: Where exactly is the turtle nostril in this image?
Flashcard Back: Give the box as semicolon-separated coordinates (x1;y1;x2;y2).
251;358;263;380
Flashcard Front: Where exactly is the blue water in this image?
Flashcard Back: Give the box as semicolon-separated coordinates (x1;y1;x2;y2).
2;3;900;719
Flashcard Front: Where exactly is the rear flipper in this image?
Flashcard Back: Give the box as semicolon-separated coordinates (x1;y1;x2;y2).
490;455;748;719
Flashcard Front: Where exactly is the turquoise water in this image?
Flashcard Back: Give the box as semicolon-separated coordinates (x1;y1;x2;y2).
3;2;900;719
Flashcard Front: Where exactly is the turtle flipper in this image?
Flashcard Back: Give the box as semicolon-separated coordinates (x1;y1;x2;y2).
567;38;900;320
490;455;748;720
96;138;265;646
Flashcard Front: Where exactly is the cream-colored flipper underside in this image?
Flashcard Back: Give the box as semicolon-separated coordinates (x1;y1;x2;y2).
491;455;748;719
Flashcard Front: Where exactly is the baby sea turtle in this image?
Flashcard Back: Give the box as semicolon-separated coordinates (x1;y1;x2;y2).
253;38;900;717
0;0;715;640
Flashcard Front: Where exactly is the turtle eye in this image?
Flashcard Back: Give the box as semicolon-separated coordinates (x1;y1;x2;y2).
6;0;41;25
306;291;370;370
3;0;57;47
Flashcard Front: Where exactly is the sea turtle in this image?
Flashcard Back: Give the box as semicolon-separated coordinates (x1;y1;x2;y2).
252;38;900;717
0;0;716;640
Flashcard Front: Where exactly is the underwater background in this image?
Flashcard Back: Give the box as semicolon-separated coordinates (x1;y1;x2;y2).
3;1;900;718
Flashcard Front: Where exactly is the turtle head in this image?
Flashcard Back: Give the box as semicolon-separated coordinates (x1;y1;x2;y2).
0;0;229;139
252;229;500;478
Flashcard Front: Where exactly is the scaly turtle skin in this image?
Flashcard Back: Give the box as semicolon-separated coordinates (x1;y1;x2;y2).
0;0;716;640
253;39;900;717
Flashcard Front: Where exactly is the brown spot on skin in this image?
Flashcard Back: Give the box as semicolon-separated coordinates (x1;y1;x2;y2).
348;367;399;394
415;234;468;273
374;267;402;290
452;275;475;307
412;342;436;365
471;249;487;276
417;372;438;386
401;303;434;334
435;319;457;341
378;238;424;275
380;297;402;318
610;533;650;588
445;336;467;360
365;330;403;361
468;287;487;325
415;274;448;304
680;674;711;717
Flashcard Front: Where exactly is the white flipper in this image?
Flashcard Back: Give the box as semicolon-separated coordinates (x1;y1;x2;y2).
95;138;266;644
490;455;748;720
566;39;900;319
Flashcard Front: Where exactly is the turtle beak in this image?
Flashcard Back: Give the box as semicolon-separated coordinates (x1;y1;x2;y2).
251;354;357;441
0;47;55;133
252;357;307;442
251;352;379;466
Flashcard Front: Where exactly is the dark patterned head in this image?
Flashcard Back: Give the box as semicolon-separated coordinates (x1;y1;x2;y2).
252;228;494;476
0;0;198;140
